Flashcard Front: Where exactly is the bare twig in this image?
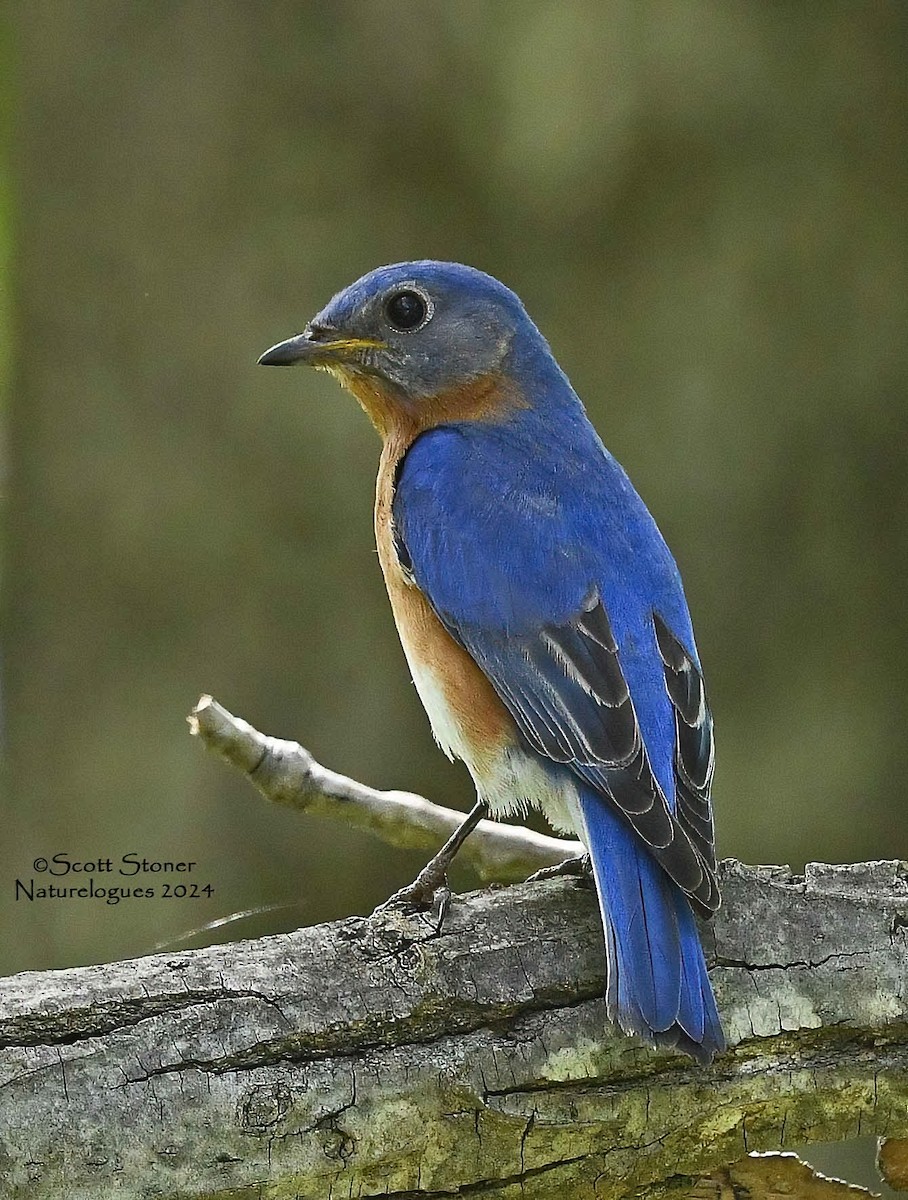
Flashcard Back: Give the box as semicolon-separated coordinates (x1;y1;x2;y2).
188;693;584;882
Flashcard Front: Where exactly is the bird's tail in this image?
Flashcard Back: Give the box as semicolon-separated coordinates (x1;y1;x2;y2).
578;789;724;1063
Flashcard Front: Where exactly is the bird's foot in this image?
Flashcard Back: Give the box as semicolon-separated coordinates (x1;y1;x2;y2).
376;797;489;916
376;862;450;913
374;868;452;935
525;853;592;884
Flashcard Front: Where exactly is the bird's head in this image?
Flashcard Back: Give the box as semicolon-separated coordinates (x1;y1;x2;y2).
259;261;542;436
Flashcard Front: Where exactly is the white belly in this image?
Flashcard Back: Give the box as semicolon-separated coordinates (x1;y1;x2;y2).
406;651;476;765
407;651;585;841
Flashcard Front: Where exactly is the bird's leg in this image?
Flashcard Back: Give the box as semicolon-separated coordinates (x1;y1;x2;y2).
377;798;489;911
525;853;592;884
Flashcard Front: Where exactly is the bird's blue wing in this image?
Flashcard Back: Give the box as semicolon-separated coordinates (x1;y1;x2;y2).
393;420;718;914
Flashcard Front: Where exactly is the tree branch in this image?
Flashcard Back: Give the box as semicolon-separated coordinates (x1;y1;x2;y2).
2;858;907;1198
188;693;584;882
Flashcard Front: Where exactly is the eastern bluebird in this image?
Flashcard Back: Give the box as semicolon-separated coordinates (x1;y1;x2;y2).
259;261;724;1062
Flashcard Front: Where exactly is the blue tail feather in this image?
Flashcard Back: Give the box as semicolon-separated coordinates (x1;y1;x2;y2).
579;788;724;1063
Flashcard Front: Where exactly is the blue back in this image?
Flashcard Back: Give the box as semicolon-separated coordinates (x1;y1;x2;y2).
394;349;698;807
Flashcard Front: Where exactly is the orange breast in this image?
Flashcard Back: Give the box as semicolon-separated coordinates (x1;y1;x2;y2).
373;434;516;776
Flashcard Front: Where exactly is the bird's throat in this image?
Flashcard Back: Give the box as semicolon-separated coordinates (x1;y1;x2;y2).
334;366;530;448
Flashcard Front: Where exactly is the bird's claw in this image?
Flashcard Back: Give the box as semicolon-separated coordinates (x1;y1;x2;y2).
375;865;450;915
374;798;488;920
525;853;592;884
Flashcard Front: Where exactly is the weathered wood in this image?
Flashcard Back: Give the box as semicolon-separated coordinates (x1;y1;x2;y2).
0;859;906;1199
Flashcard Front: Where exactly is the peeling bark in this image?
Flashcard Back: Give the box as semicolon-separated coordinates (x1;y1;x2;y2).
0;860;906;1198
651;1151;878;1197
879;1137;908;1190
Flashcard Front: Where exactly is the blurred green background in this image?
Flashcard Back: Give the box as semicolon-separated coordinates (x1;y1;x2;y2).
4;2;907;986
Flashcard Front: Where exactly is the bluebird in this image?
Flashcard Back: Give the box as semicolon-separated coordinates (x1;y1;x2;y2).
259;262;724;1062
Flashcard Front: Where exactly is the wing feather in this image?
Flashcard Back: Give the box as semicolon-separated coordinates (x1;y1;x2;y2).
457;598;718;914
653;613;717;877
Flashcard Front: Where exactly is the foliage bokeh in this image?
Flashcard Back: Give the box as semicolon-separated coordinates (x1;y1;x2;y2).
5;0;907;1009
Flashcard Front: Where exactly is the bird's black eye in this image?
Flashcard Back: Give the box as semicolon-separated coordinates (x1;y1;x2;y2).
385;288;430;332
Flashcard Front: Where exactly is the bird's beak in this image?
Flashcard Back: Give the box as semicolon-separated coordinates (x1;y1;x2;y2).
257;330;385;367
